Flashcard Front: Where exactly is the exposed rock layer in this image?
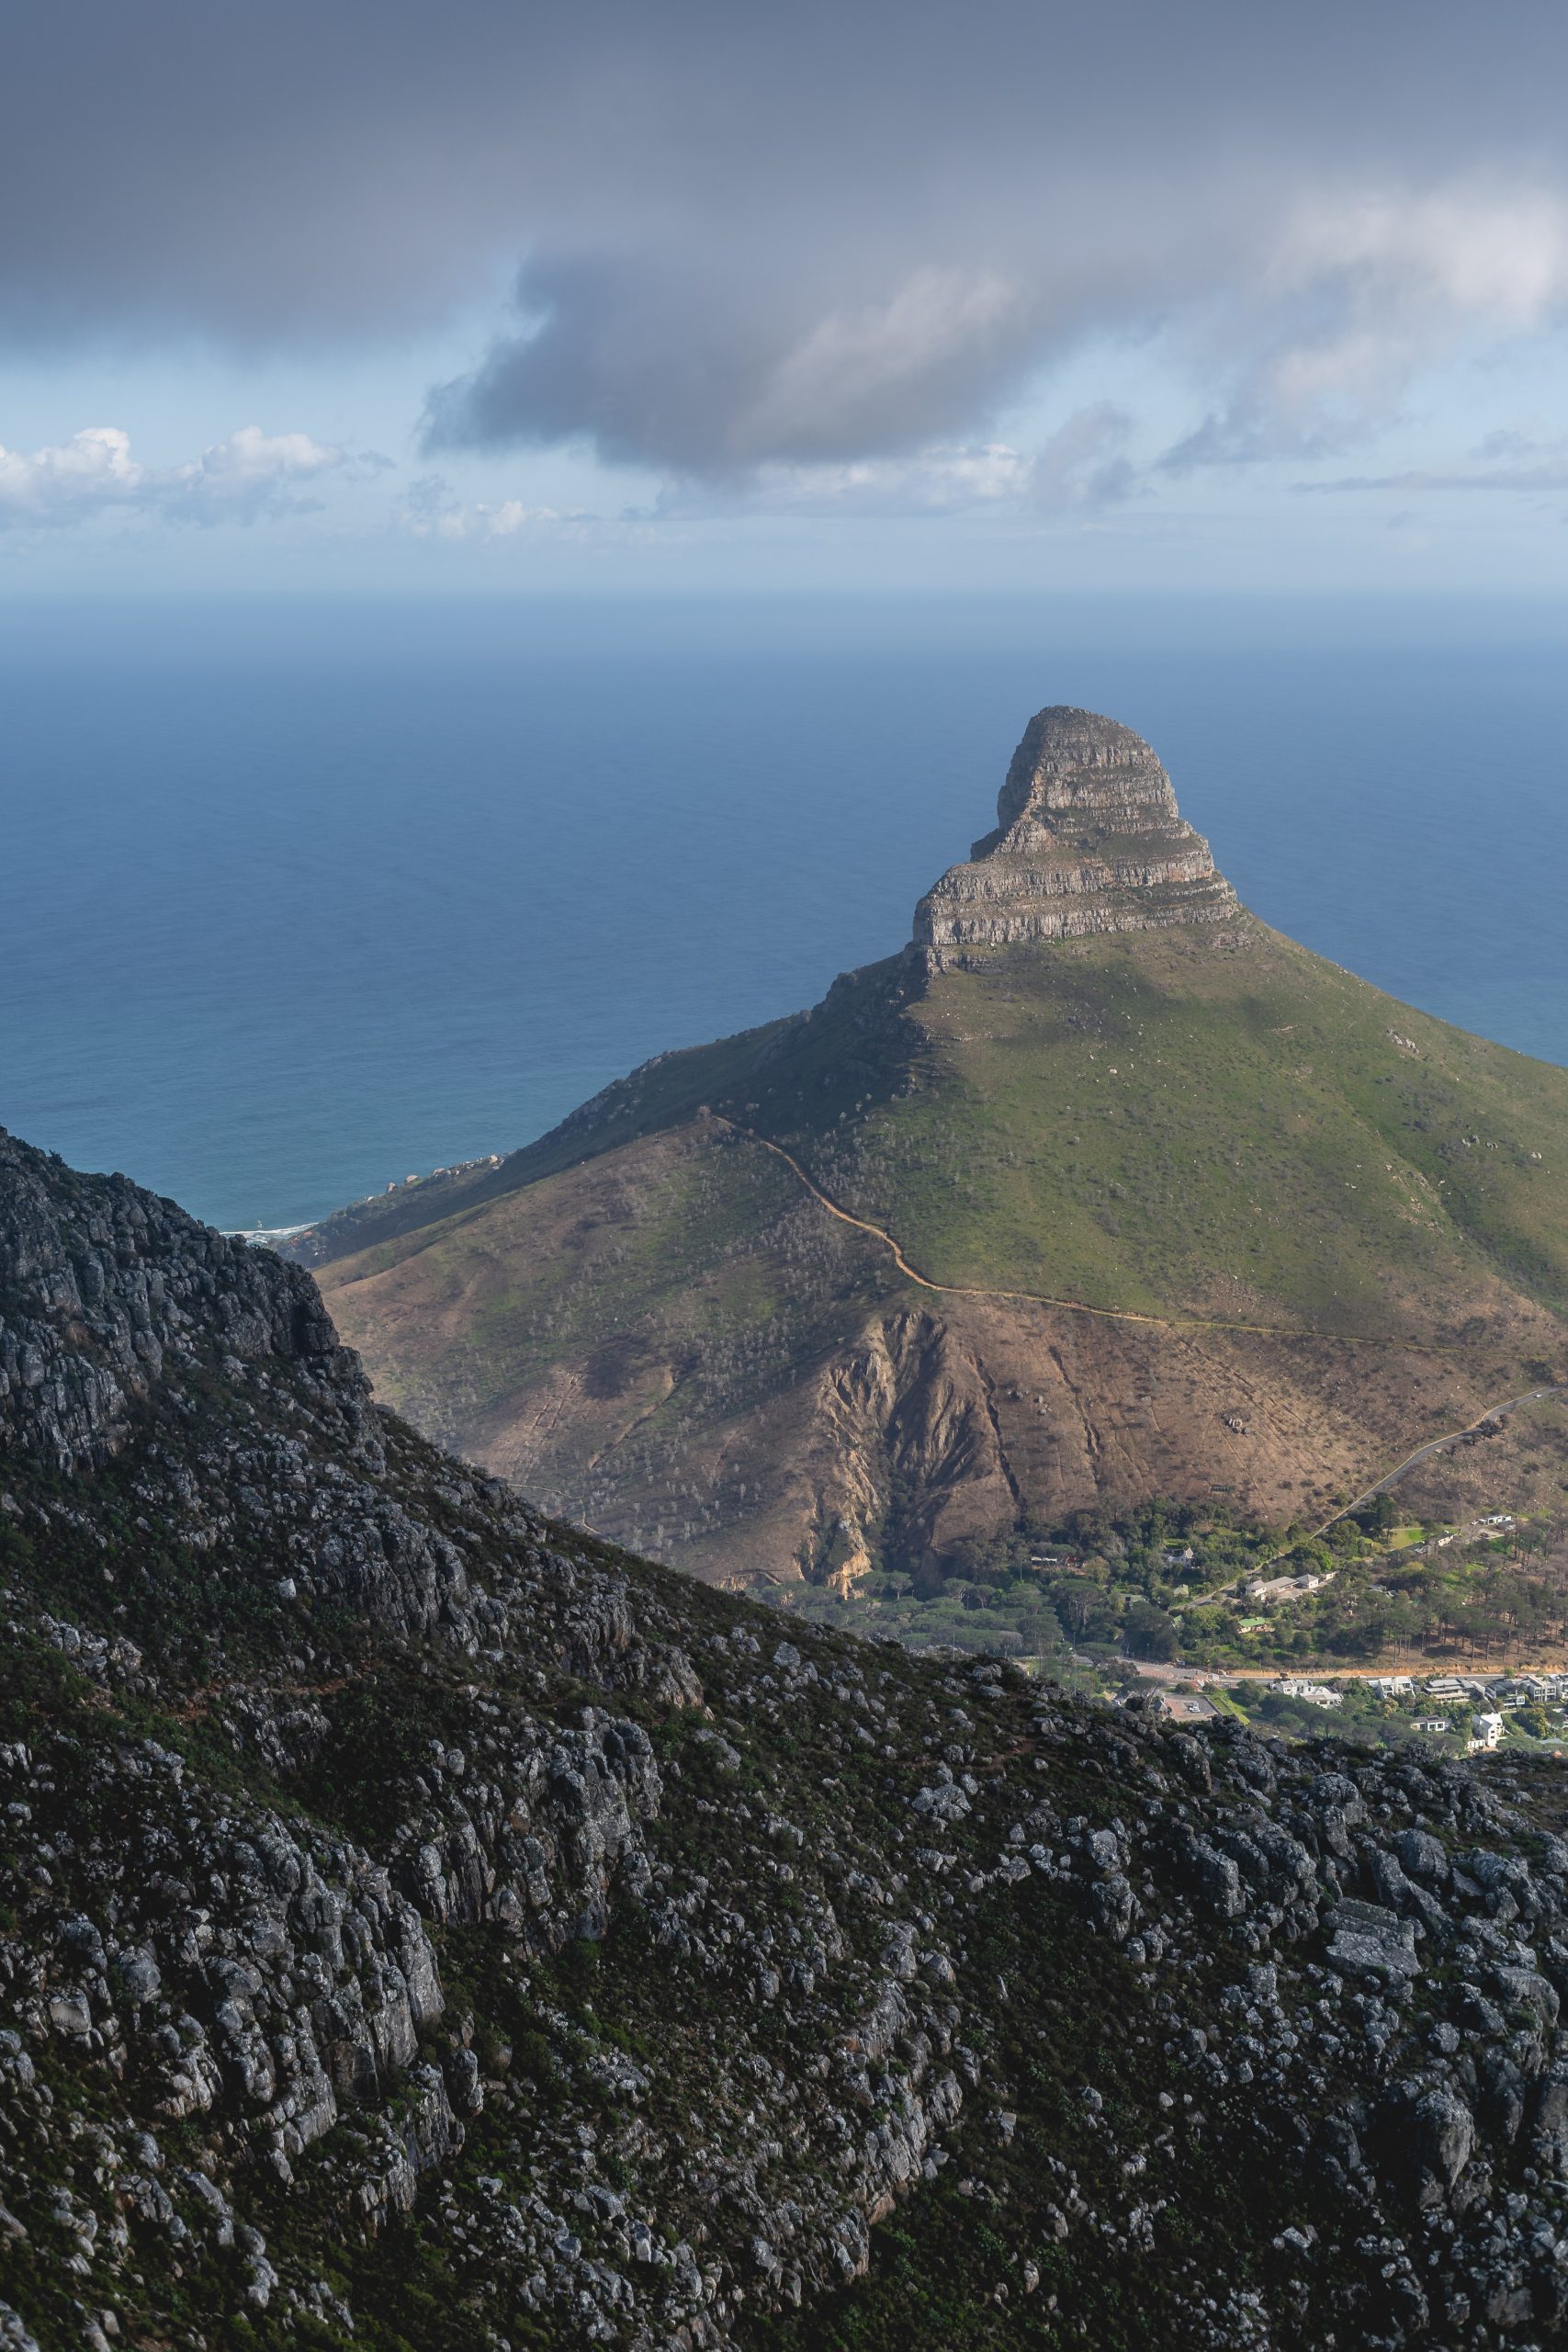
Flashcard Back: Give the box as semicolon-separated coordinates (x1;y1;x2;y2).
914;706;1238;949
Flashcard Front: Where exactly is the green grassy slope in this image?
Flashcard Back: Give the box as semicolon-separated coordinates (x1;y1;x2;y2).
754;925;1568;1343
321;917;1568;1357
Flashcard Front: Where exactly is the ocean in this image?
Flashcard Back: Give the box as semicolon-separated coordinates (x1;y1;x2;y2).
4;593;1566;1234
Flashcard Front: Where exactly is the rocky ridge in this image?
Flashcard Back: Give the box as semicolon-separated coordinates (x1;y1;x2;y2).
913;706;1239;951
7;1129;1568;2346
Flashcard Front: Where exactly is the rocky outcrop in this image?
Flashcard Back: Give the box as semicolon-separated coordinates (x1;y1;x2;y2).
9;1129;1568;2347
914;705;1238;950
0;1126;350;1471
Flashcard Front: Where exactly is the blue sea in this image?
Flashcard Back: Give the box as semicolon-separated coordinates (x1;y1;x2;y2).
4;593;1566;1235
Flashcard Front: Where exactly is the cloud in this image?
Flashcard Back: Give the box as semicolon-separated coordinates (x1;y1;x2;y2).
419;254;1066;476
1160;187;1568;471
1300;461;1568;495
0;424;355;529
1296;425;1568;494
5;3;1568;478
650;408;1134;517
393;471;634;544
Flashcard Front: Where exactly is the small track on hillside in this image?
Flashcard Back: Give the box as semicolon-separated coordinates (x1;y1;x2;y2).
709;1110;1457;1351
709;1108;1568;1555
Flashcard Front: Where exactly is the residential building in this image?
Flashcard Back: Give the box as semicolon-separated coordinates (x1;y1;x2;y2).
1151;1690;1218;1723
1277;1679;1344;1709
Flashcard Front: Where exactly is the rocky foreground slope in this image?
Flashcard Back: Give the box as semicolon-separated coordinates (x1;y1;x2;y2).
297;707;1568;1589
6;1137;1568;2347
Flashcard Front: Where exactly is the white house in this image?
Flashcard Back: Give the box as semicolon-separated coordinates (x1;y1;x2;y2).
1247;1571;1335;1605
1278;1678;1344;1709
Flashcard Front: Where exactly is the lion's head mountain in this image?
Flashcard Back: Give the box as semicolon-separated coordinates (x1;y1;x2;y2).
294;707;1568;1592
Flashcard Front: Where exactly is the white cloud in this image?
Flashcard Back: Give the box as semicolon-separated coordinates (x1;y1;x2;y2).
1163;185;1568;469
737;268;1024;458
651;408;1134;518
0;423;352;529
393;471;629;543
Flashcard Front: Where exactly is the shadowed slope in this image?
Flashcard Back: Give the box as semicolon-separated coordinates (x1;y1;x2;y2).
13;1125;1568;2351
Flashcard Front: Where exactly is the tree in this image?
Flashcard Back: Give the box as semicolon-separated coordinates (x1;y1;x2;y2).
1124;1600;1180;1663
1053;1577;1106;1641
1015;1607;1061;1658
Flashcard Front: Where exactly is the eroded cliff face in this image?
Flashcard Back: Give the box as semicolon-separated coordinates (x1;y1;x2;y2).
914;706;1238;950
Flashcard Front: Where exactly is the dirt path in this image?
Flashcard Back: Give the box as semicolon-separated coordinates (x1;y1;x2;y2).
710;1112;1456;1351
1171;1385;1568;1602
709;1109;1567;1569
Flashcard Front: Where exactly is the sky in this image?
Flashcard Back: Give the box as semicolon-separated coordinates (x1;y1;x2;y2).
4;0;1568;597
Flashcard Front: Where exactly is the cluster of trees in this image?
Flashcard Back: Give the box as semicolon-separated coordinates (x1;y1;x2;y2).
921;1498;1288;1666
866;1483;1567;1679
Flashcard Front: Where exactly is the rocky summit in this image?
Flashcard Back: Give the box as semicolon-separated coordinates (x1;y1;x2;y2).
914;707;1239;952
295;704;1568;1591
10;1131;1568;2351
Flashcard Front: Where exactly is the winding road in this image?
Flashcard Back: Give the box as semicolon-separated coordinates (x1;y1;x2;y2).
1303;1384;1568;1541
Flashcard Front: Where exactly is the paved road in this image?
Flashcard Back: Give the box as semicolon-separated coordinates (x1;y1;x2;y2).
1119;1656;1568;1686
1317;1385;1568;1530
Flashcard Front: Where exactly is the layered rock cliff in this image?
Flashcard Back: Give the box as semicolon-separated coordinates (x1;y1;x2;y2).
914;706;1238;951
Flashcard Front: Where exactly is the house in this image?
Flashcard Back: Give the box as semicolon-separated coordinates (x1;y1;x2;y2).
1423;1678;1464;1699
1246;1571;1335;1605
1368;1676;1413;1698
1277;1678;1344;1709
1413;1717;1451;1734
1470;1712;1505;1753
1151;1690;1218;1723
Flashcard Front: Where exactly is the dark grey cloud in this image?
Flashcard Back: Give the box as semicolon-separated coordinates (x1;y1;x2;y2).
5;1;1568;477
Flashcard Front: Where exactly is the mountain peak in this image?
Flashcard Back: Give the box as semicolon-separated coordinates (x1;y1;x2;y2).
994;705;1181;835
914;704;1238;950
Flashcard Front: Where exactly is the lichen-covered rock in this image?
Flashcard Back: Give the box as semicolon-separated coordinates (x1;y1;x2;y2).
8;1129;1568;2350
